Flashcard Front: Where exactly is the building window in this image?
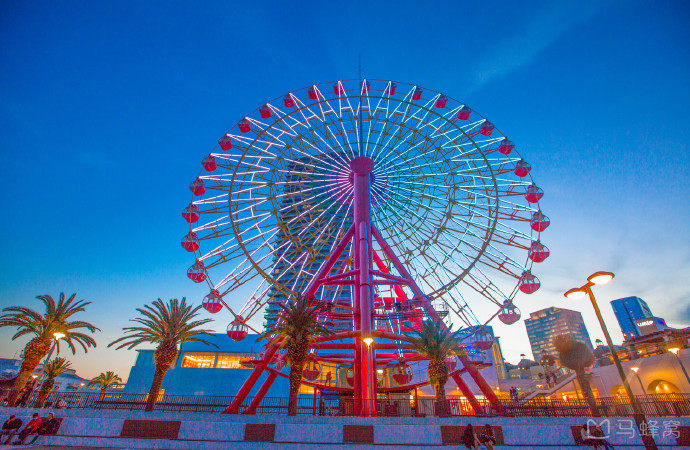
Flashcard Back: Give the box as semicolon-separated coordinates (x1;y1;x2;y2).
217;354;254;369
181;352;216;368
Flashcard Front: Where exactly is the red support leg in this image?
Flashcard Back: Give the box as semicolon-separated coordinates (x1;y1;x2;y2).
223;345;279;414
312;387;318;416
459;354;504;414
451;371;483;415
243;370;278;414
373;223;504;414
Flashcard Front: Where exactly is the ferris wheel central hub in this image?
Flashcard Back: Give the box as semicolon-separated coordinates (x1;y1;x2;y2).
350;156;375;174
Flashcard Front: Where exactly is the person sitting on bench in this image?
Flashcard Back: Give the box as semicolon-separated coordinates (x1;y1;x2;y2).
26;413;60;445
12;413;42;445
579;424;604;448
590;425;614;449
0;415;22;444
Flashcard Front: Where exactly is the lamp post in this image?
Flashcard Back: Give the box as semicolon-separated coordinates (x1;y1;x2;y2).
631;367;645;393
565;271;657;450
668;348;690;384
29;332;66;398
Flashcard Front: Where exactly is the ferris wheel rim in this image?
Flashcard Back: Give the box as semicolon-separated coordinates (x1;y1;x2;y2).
185;78;547;328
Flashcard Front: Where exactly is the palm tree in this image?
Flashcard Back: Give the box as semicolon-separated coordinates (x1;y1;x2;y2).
0;293;99;404
35;357;71;407
109;298;214;411
405;319;463;404
260;295;333;415
554;334;598;416
88;371;123;401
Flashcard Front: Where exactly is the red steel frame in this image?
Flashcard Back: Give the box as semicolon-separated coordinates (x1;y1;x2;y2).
224;157;503;416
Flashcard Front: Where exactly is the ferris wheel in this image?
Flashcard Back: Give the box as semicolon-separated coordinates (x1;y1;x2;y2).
181;79;550;336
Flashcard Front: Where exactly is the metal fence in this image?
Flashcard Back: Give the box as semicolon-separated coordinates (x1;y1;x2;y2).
506;394;690;418
2;390;689;417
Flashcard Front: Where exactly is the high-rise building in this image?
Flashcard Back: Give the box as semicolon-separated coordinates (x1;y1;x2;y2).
610;296;653;339
264;156;352;331
524;307;593;361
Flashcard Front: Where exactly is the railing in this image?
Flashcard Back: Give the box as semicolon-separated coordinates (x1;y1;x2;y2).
518;372;578;403
2;390;689;417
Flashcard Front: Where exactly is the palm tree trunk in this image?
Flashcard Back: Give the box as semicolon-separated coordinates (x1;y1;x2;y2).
6;337;50;405
436;381;447;402
146;344;177;412
576;369;599;416
145;366;166;412
287;363;304;416
35;383;51;408
99;387;107;401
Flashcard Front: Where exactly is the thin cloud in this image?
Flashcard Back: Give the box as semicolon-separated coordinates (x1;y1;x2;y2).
469;1;613;92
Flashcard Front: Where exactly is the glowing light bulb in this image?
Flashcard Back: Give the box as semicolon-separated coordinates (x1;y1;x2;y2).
564;288;586;300
587;271;614;285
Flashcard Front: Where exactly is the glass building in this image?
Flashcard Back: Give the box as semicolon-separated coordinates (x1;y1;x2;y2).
610;296;653;340
524;307;593;361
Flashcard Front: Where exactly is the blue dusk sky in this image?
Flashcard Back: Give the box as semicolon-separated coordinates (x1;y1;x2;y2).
1;1;689;380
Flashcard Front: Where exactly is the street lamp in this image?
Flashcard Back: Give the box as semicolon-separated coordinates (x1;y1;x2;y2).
565;271;657;450
30;331;66;395
668;348;690;384
631;367;645;393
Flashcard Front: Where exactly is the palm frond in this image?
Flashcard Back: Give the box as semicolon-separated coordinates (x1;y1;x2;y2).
109;297;215;353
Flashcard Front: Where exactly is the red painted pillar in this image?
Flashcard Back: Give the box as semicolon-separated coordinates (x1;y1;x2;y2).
458;354;504;414
223;345;279;414
312;387;318;416
351;156;376;416
243;370;278;414
451;372;483;415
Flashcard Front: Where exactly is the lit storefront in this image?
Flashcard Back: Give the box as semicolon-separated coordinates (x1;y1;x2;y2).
123;333;288;397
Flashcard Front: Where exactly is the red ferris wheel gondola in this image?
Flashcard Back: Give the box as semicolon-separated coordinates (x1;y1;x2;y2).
529;241;550;263
303;361;320;381
218;135;232;151
202;290;223;314
202;155;217;172
480;121;494;136
531;211;550;232
189;179;205;196
457;106;471;120
391;362;413;385
187;260;206;283
519;270;541;294
435;95;447;108
498;139;514;155
227;318;248;341
181;231;199;252
525;184;543;203
498;300;521;325
515;159;531;177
